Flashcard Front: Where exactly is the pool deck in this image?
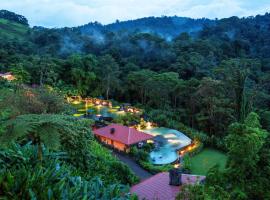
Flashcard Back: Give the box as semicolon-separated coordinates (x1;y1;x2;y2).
113;151;153;180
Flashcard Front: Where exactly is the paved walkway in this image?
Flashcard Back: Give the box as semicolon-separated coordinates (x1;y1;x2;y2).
113;152;152;180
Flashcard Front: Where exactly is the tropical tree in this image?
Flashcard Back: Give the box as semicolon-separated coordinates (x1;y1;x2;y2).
1;114;74;161
127;69;155;104
10;63;31;84
71;67;96;96
194;77;234;136
97;54;120;100
215;59;260;122
225;112;268;192
147;72;179;109
0;88;69;117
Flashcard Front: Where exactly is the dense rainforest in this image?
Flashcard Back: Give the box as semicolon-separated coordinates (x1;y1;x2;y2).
1;10;270;199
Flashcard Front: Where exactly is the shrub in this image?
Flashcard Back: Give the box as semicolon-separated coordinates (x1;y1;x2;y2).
113;113;140;126
138;160;173;174
130;147;149;162
110;161;140;184
0;88;71;116
142;143;154;153
182;154;191;173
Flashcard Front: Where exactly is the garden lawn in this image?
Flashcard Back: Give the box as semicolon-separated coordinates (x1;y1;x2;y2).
190;148;227;175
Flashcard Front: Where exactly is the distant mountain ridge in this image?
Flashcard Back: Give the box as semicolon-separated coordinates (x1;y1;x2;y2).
1;10;270;59
77;16;215;39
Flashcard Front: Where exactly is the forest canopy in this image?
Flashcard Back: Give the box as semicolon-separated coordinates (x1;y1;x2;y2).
1;10;270;199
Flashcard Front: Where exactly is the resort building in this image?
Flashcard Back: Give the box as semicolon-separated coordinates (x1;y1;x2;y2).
131;169;206;200
0;72;15;81
93;123;154;152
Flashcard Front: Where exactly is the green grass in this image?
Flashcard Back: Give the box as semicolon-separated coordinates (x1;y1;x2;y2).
190;148;227;175
0;18;29;40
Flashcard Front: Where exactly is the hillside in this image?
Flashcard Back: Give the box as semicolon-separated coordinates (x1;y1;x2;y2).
35;13;270;60
0;18;29;40
78;16;214;40
1;10;269;60
1;9;270;200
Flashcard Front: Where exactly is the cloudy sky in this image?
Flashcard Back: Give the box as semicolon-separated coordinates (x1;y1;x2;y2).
1;0;270;27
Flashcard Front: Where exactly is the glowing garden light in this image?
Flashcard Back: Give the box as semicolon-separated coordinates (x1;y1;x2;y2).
146;122;152;129
174;163;180;168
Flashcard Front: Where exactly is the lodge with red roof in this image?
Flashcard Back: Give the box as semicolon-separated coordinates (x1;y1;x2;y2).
93;123;154;152
131;169;206;200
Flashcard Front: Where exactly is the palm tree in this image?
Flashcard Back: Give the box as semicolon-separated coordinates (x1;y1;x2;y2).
1;114;74;161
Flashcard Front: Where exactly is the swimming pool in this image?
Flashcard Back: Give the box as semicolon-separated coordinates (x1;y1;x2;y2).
142;127;192;165
72;103;125;119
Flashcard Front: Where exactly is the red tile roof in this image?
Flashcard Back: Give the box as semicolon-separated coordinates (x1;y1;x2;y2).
131;172;179;200
93;124;154;145
131;172;206;200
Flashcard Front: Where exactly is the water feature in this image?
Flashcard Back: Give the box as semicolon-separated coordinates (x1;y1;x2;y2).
72;102;125;119
142;127;192;165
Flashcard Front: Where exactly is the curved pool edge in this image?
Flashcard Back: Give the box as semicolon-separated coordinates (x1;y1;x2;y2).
143;127;192;165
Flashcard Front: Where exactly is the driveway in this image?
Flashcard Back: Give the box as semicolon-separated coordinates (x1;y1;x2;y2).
113;152;152;180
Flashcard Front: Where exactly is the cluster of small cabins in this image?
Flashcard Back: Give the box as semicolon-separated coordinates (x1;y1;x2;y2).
92;123;205;199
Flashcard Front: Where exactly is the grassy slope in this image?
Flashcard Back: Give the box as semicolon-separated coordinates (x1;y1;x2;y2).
190;148;227;175
0;18;29;40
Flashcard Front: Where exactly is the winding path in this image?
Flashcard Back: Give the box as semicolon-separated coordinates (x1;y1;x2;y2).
113;152;152;180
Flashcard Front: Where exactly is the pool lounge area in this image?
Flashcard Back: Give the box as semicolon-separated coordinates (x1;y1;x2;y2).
142;127;192;165
72;102;125;120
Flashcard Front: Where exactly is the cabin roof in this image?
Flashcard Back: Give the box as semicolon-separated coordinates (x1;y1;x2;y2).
93;123;154;145
131;172;206;200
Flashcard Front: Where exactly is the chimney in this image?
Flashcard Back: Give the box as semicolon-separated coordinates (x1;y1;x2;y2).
110;128;115;134
169;168;182;186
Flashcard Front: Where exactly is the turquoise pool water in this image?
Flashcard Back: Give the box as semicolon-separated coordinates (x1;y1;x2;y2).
142;127;192;165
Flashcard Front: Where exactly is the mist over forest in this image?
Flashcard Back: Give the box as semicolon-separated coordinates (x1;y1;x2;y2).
1;9;270;199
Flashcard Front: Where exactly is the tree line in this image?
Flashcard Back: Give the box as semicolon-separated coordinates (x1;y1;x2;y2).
1;11;270;199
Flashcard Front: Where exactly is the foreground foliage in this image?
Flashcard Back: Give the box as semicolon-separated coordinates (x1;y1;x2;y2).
0;88;138;199
177;113;270;200
0;144;133;200
1;11;270;199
